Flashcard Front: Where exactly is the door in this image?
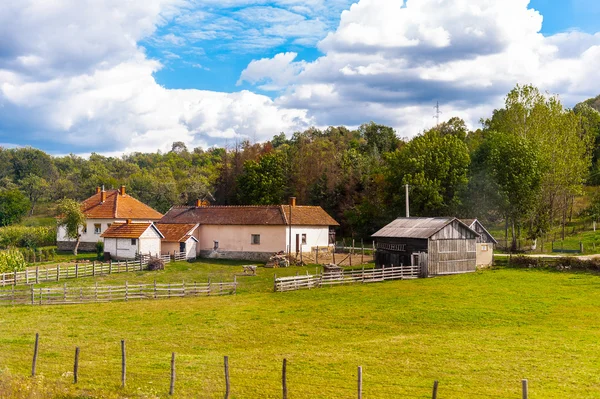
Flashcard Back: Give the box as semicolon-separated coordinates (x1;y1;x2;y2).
295;234;300;254
179;242;186;253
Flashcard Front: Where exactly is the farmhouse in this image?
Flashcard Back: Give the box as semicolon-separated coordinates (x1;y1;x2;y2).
156;223;199;260
461;218;497;266
372;217;479;276
159;198;339;261
57;186;163;252
100;220;164;260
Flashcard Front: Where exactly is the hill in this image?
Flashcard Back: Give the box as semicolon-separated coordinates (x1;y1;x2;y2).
584;94;600;112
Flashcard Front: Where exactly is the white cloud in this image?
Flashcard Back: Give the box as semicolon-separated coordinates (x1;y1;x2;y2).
243;0;600;135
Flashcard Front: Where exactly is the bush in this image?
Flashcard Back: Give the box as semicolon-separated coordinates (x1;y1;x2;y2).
0;225;56;249
147;257;165;271
96;241;104;259
0;249;28;273
509;256;600;271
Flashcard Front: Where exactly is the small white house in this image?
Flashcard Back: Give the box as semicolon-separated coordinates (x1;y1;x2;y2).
101;221;164;260
461;219;498;266
156;223;199;260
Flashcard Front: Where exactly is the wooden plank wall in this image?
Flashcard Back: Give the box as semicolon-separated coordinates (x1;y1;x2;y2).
427;238;476;275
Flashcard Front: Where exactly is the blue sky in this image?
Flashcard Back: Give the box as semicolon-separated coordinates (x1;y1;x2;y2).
0;0;599;155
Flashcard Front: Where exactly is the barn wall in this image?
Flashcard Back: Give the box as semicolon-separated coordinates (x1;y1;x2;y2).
138;227;162;257
430;220;477;241
427;238;477;275
374;238;428;268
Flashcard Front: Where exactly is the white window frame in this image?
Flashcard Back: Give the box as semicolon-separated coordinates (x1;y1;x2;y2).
251;234;260;245
94;224;102;234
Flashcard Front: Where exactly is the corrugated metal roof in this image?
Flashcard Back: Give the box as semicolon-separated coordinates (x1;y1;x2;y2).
371;217;455;239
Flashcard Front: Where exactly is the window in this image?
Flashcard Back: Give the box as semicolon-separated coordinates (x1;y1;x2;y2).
251;234;260;245
82;225;87;234
131;239;137;246
481;244;489;252
301;234;307;245
94;224;101;234
214;241;219;250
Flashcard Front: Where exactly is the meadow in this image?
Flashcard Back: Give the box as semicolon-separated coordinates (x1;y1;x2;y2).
1;261;600;398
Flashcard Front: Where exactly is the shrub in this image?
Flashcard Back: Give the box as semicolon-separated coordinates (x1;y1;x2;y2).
147;257;165;271
0;249;28;273
0;225;56;249
96;241;104;259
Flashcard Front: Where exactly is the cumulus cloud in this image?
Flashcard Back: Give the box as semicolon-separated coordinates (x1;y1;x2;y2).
242;0;600;135
0;0;312;153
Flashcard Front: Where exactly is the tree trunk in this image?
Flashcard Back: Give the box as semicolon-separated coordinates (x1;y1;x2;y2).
511;219;517;253
504;216;509;250
73;235;81;256
29;202;36;217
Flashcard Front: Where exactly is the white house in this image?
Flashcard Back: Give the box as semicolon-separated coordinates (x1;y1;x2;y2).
156;223;199;260
57;186;163;252
101;221;164;260
158;198;339;261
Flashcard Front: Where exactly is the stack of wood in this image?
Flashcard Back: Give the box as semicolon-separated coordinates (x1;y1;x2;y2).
265;253;290;268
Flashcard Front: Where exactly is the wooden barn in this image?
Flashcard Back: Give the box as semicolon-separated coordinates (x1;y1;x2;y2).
372;217;479;277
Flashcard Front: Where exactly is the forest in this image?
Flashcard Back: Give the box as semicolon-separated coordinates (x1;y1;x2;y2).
1;85;599;248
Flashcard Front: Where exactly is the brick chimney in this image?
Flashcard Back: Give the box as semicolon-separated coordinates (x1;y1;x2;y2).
196;199;201;207
289;197;296;207
127;219;132;224
119;185;126;196
100;186;106;203
96;186;101;194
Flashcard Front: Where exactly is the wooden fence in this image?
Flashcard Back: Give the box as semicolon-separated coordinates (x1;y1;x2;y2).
274;265;420;292
0;279;237;306
0;259;154;287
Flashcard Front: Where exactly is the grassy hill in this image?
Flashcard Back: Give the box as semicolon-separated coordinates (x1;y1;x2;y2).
1;261;600;398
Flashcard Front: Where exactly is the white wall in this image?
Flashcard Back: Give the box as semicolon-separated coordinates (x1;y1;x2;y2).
286;226;331;253
196;225;286;254
186;238;197;259
138;227;162;257
104;238;138;259
57;219;157;244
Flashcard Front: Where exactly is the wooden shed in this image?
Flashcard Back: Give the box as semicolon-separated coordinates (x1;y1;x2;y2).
461;219;497;267
372;217;479;277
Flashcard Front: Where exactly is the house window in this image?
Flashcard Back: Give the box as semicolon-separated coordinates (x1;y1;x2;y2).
82;225;87;234
131;239;137;246
251;234;260;245
481;244;489;252
214;241;219;250
301;234;307;245
94;224;101;234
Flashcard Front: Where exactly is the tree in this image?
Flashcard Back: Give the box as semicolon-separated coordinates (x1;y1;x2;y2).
385;128;470;216
237;152;287;205
56;199;86;255
359;122;400;154
0;189;30;226
19;174;49;216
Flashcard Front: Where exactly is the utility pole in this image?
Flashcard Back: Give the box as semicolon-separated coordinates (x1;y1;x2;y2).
405;184;410;218
433;101;441;126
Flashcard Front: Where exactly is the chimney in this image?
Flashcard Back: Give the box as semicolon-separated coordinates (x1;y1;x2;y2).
120;185;126;196
127;219;132;224
289;197;296;207
96;186;101;194
196;199;201;207
100;186;106;203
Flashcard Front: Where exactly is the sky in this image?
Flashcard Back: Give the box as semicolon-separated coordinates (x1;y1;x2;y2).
0;0;599;155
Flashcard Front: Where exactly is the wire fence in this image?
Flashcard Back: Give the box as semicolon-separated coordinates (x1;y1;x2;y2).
13;334;534;398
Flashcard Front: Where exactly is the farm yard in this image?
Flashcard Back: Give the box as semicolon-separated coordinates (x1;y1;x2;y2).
1;260;600;398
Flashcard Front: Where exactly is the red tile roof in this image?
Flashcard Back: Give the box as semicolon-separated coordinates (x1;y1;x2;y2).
100;222;164;239
160;205;339;226
81;190;163;220
155;223;198;242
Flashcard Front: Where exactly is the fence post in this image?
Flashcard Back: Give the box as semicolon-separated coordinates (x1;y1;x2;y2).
139;257;143;271
121;340;126;387
31;333;39;377
109;260;112;274
273;274;277;293
208;277;212;296
361;240;364;264
74;347;80;384
30;284;34;305
57;265;60;281
92;261;96;276
75;263;79;278
1;272;4;287
63;283;67;301
234;275;237;295
357;366;362;399
154;280;157;299
169;352;176;395
126;260;129;273
522;379;528;399
432;380;438;399
125;281;128;301
316;247;319;264
224;356;230;399
282;358;288;399
26;269;29;285
95;282;98;302
35;267;39;284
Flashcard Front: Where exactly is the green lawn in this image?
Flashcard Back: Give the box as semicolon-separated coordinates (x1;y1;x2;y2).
2;262;600;398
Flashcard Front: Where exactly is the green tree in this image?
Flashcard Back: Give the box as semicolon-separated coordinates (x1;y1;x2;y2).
359;122;400;154
56;199;86;255
19;174;49;216
237;152;287;205
0;189;30;226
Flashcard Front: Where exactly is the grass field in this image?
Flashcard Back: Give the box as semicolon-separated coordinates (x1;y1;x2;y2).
2;261;600;398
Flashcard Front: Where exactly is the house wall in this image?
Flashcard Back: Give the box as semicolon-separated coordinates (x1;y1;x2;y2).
162;242;180;255
104;238;138;260
57;218;159;251
196;225;286;261
161;238;197;259
186;237;197;259
476;243;494;266
138;227;162;257
427;238;477;275
286;226;332;254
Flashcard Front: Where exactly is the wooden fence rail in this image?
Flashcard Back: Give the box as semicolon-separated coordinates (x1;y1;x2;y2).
0;279;237;306
275;265;420;292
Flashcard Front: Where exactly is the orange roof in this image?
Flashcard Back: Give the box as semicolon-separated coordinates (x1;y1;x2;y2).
281;206;339;226
100;222;164;239
81;190;163;220
155;223;198;242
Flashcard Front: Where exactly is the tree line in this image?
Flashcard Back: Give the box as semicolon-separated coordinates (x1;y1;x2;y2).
1;85;599;246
